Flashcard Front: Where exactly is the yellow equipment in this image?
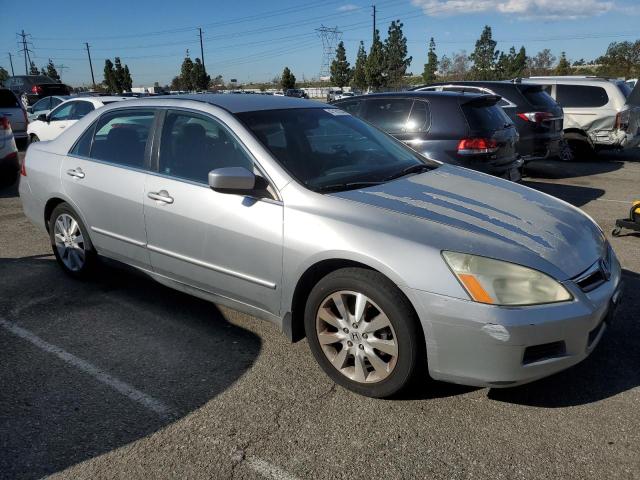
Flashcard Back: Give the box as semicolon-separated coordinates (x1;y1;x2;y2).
612;200;640;237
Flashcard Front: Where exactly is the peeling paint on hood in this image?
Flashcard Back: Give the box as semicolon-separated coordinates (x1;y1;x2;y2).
333;165;605;278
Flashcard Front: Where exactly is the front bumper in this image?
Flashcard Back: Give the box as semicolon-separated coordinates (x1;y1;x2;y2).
402;253;623;388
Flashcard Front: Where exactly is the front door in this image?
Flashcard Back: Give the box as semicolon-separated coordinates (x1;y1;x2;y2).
143;109;283;315
62;108;157;268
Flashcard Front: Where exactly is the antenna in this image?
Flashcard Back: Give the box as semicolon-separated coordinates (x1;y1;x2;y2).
316;25;342;80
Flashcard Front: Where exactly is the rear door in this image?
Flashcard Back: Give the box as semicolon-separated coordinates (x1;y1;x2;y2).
62;108;156;268
0;89;25;134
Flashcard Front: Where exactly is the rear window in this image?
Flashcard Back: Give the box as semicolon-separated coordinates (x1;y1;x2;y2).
520;87;558;108
556;84;609;108
30;75;56;84
0;89;20;108
462;103;512;131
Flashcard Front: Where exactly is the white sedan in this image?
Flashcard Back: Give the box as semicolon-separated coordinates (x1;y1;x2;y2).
28;96;129;142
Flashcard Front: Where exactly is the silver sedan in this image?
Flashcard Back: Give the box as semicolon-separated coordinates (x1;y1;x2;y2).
19;94;622;398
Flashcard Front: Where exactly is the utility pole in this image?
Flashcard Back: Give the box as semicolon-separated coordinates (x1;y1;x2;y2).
8;53;15;76
18;30;33;75
85;42;95;89
372;5;376;43
198;28;206;73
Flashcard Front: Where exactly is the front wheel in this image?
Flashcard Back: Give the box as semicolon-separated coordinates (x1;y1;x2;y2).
304;268;424;398
49;203;97;278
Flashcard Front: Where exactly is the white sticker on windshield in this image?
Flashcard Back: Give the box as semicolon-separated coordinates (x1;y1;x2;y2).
324;108;350;116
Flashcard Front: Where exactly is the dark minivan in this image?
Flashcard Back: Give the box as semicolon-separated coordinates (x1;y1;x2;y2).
3;75;71;106
332;91;523;181
413;81;564;162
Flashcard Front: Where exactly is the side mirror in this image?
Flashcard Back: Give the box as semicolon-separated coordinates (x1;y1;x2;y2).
208;167;255;193
37;113;48;122
26;106;33;113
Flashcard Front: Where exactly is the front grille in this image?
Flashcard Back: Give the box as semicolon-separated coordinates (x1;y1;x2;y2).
522;341;566;365
575;268;606;292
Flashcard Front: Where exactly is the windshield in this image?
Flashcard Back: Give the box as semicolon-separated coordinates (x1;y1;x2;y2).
237;108;437;191
616;80;632;98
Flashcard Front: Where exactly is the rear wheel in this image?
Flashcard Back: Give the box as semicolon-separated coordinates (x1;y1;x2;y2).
304;268;424;398
49;203;97;278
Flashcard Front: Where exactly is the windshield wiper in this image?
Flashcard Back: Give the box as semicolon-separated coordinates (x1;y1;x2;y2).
315;181;383;193
383;163;432;182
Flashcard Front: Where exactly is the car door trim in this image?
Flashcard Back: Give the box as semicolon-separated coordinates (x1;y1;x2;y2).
146;244;277;289
91;226;147;247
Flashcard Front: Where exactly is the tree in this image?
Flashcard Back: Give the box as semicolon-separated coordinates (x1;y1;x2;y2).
170;76;182;90
450;51;471;80
511;46;527;78
281;67;296;90
43;59;60;82
351;41;368;90
190;58;210;91
384;20;412;88
528;49;556;76
180;55;194;91
29;61;39;75
123;65;133;91
422;37;438;84
596;40;640;78
555;52;571;75
0;66;8;84
365;29;386;91
113;57;126;93
438;54;452;78
470;25;498;80
330;41;351;87
103;59;116;92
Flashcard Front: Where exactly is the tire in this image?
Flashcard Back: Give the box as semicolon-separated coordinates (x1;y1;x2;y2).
49;203;97;278
304;267;424;398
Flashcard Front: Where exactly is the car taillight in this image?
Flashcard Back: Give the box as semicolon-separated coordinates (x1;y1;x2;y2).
615;109;630;132
31;85;43;94
0;117;9;130
517;112;554;123
457;138;499;155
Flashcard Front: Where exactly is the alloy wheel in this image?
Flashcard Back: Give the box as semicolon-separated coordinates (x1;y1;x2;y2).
53;213;86;272
315;290;398;383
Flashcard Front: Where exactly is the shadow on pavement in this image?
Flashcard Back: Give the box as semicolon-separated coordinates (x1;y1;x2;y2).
523;180;605;207
0;178;19;198
524;158;623;180
0;254;261;480
488;269;640;408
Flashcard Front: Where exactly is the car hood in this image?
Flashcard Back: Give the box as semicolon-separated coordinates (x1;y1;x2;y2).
332;165;605;279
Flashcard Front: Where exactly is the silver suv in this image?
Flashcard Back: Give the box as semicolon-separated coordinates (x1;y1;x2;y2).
523;76;640;158
19;95;622;398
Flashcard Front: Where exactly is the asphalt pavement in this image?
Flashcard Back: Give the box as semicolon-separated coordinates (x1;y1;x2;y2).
1;149;639;480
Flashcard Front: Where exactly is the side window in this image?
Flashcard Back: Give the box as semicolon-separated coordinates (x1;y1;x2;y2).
336;100;361;115
556;84;609;108
70;101;94;120
70;123;95;157
90;110;155;168
51;97;64;108
49;102;75;121
362;98;413;133
159;111;254;184
32;97;50;112
406;101;430;132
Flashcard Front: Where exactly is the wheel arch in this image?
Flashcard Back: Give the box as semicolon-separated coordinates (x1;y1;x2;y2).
43;195;89;234
283;257;424;346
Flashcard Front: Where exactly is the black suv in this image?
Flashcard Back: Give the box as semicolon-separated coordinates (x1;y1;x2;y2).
332;91;523;181
414;81;563;162
2;75;71;106
285;89;308;99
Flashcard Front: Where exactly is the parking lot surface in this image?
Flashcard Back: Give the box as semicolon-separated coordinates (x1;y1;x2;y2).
1;150;639;480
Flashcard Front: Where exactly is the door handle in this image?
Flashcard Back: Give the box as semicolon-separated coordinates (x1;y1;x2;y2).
66;168;85;179
147;190;174;204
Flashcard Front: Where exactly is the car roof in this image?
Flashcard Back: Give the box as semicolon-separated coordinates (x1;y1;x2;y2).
339;91;481;100
139;93;325;113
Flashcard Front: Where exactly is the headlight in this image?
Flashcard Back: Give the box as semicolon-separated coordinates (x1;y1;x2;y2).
442;251;572;306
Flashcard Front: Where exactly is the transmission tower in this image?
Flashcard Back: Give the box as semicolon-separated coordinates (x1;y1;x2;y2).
316;25;342;80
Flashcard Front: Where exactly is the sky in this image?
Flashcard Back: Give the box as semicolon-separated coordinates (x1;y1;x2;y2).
1;0;639;87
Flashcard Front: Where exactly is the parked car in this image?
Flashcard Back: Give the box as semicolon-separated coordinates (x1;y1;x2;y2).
626;79;637;89
0;116;19;186
413;81;564;162
273;91;285;96
334;91;357;101
522;76;640;158
285;88;308;99
332;91;523;181
27;96;129;142
27;95;72;122
19;94;621;398
0;88;28;146
326;88;343;102
3;75;71;106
